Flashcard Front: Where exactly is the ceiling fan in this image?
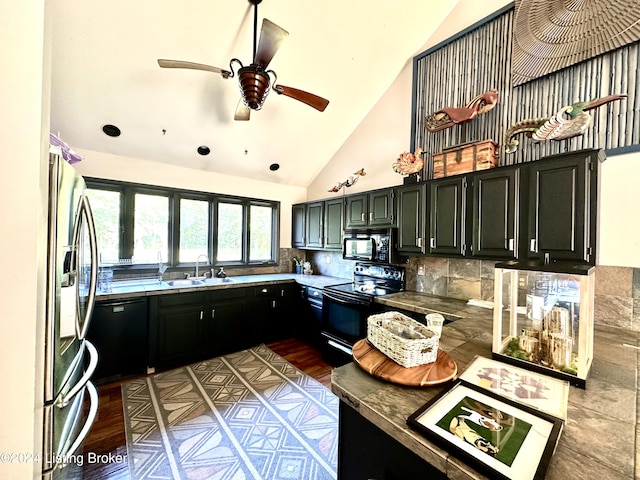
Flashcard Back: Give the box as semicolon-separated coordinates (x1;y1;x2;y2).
157;0;329;121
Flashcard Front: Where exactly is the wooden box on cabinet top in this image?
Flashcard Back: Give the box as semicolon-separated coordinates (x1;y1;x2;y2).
432;139;498;178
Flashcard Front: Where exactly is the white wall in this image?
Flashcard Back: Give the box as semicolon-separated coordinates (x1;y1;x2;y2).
0;1;49;478
73;149;307;248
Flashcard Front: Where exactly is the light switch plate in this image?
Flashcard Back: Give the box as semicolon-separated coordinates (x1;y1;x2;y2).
417;265;425;276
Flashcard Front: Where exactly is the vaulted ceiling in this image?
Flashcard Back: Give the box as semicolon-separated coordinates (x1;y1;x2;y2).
49;0;459;188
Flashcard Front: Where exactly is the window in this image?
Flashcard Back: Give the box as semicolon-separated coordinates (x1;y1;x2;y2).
86;188;121;264
179;198;209;263
85;178;279;269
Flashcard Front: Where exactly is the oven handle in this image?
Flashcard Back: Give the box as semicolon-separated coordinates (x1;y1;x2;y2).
323;290;372;307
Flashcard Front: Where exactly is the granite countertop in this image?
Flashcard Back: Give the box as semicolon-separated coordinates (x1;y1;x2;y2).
96;273;350;300
331;298;639;480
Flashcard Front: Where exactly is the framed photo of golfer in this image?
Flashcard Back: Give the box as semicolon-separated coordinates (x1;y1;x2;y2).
407;380;563;480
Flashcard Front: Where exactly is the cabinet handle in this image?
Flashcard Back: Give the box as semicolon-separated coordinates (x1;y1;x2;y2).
417;237;422;248
272;300;277;308
261;288;268;293
369;212;373;221
430;237;435;249
312;291;319;297
211;309;215;319
200;310;203;320
530;238;537;252
508;238;514;251
281;289;284;297
361;213;366;221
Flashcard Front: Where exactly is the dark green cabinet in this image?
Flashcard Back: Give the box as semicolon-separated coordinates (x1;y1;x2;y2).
526;149;601;264
470;168;519;259
292;204;306;248
397;183;426;255
305;201;324;249
427;176;466;256
204;288;250;357
251;283;296;343
324;198;344;250
151;292;206;370
345;188;396;229
292;199;343;250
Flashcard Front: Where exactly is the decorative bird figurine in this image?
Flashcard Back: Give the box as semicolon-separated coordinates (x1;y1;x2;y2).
392;148;424;175
504;94;627;153
328;168;366;192
425;89;499;132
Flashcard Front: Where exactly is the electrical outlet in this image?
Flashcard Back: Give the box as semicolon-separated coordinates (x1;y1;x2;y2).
518;275;527;288
325;255;331;264
417;265;425;276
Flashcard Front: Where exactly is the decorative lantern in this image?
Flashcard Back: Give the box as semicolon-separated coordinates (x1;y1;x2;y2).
492;261;595;388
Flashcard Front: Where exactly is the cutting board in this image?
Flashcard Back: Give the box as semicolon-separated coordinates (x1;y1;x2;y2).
352;339;457;387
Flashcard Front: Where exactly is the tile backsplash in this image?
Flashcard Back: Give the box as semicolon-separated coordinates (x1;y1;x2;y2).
302;249;640;333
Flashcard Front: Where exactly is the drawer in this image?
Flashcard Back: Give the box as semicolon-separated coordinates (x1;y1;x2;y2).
156;291;206;308
306;287;323;303
253;285;278;298
210;287;248;302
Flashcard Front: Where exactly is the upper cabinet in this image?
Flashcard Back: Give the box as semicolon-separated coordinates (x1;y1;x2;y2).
427;176;467;256
345;188;396;229
397;183;426;255
470;168;519;259
525;149;602;264
291;198;344;250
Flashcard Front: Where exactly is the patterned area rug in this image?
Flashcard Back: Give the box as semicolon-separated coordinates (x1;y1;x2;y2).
122;345;339;480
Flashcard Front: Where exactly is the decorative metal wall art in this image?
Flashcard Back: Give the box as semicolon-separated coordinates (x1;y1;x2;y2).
392;148;424;176
328;168;366;193
512;0;640;86
504;94;627;153
425;89;499;132
411;5;640;178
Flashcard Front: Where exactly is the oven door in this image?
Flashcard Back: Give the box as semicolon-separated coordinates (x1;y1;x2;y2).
321;289;372;358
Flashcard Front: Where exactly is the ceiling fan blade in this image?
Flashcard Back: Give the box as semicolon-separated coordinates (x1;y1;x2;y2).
158;59;231;78
253;19;289;68
274;85;329;112
234;100;251;121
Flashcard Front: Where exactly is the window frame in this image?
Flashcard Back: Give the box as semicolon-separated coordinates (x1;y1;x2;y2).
85;177;280;270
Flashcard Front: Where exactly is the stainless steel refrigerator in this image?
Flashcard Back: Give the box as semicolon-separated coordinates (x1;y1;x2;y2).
43;147;99;479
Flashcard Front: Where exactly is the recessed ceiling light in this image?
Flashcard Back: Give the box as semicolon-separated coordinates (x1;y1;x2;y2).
197;146;211;156
102;124;121;137
269;163;280;171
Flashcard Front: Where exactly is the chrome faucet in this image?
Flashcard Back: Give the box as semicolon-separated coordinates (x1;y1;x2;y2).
195;254;209;278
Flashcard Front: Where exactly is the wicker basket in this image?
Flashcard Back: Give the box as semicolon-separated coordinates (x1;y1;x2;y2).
367;312;439;368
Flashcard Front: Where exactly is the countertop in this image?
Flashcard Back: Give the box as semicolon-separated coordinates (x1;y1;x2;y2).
331;297;639;480
95;273;350;301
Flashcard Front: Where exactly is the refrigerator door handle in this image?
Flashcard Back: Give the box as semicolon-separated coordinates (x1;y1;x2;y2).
56;340;98;408
72;195;98;340
57;381;99;465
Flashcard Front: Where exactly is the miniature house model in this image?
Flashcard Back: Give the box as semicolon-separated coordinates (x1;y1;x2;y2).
492;262;595;388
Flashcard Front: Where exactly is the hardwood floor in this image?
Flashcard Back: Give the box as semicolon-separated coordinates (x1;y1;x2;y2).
80;338;333;479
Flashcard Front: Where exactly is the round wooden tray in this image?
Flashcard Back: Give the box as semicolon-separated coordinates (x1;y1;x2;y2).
352;339;457;387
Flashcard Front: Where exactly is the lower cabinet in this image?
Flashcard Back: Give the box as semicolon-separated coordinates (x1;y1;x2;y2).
251;283;296;343
204;288;251;358
338;402;447;479
150;291;207;370
88;298;149;382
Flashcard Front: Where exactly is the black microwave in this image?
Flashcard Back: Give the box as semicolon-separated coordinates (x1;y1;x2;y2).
343;232;395;263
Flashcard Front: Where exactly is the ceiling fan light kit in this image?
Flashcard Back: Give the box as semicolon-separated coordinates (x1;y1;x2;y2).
157;0;328;121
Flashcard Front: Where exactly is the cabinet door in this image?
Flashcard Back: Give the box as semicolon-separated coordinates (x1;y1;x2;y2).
428;176;466;256
306;201;324;248
397;183;426;255
527;154;592;263
153;292;206;370
471;168;518;259
368;188;396;227
345;194;368;229
324;198;344;250
252;284;296;343
292;204;306;247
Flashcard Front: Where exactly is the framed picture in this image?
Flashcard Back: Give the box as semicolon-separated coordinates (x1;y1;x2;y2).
407;380;563;480
459;355;570;419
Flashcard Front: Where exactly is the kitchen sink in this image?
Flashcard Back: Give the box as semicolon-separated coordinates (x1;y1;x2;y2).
166;279;205;287
203;277;235;284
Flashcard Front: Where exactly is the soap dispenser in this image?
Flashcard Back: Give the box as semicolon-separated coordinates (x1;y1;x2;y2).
216;267;227;278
